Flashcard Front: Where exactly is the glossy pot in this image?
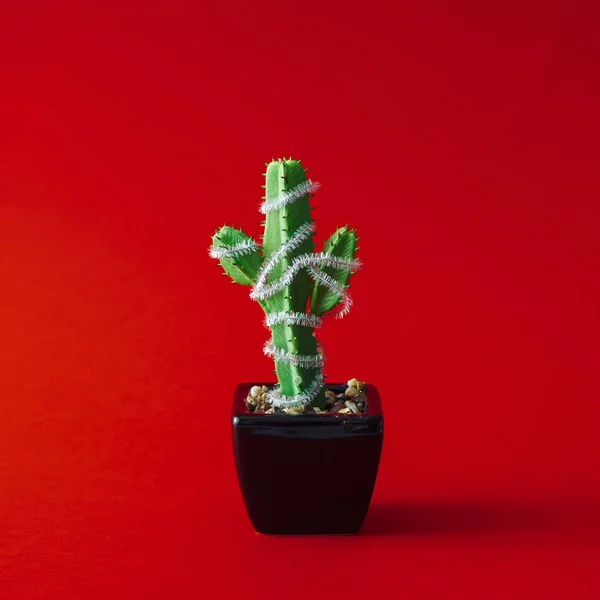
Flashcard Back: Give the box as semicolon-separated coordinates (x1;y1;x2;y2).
232;383;383;535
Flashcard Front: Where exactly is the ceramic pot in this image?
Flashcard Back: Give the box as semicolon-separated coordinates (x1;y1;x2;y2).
232;383;383;534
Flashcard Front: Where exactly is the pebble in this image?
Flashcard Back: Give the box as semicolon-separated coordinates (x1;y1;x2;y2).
261;385;269;393
353;394;365;407
250;385;262;398
344;400;360;414
285;407;303;415
338;408;351;414
330;401;344;413
348;378;366;391
325;390;336;403
303;405;315;414
336;393;346;399
265;408;274;414
345;386;360;398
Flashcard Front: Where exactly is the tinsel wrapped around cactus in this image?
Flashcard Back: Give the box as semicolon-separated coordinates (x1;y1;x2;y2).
209;158;360;409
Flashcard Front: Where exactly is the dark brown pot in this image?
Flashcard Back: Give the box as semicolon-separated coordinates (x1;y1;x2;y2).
231;382;383;535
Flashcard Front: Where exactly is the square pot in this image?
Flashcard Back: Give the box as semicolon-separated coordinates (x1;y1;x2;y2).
232;382;383;535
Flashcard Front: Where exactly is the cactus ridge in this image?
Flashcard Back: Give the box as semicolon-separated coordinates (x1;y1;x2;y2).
209;159;360;408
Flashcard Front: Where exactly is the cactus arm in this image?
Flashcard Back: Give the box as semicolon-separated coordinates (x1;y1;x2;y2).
210;226;263;286
310;226;358;316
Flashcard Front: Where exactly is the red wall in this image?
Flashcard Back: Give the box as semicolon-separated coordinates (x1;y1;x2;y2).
1;1;599;598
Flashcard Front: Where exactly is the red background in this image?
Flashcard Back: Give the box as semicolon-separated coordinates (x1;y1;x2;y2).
1;0;599;598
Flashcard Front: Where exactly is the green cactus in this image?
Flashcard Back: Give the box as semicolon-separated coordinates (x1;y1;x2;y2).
209;158;360;410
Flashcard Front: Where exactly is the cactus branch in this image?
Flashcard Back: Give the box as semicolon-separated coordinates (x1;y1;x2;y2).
310;226;358;316
209;226;262;286
308;267;354;318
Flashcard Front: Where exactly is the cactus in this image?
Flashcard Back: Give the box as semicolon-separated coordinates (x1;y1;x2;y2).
209;158;360;410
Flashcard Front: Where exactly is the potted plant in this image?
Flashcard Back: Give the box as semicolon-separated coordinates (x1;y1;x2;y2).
209;158;383;534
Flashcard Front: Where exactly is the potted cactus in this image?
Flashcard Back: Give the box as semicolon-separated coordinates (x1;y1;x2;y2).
209;158;383;534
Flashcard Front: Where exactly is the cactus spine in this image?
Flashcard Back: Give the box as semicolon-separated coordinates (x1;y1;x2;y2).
209;158;360;409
